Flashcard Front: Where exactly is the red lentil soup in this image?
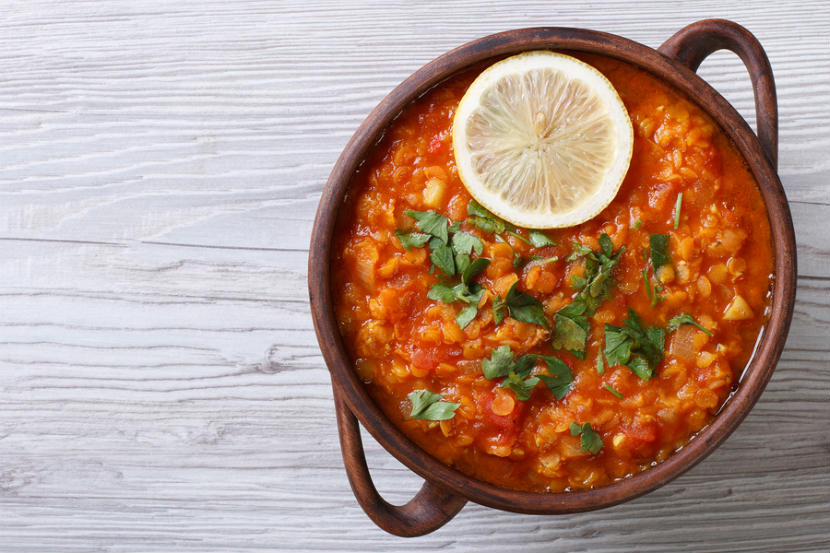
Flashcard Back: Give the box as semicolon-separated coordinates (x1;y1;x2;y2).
331;53;773;493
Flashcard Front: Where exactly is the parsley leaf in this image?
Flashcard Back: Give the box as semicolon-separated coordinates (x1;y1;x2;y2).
482;345;516;379
451;231;483;256
532;354;574;400
504;280;550;329
650;233;671;269
666;313;714;336
501;373;540;401
529;230;556;248
566;241;593;261
603;324;633;367
553;234;625;357
505;229;532;245
428;267;486;328
408;390;459;420
598;233;614;257
456;303;479;329
603;308;666;380
405;210;449;244
571;274;588;290
427;283;458;303
603;384;623;399
552;300;589;356
429;237;456;275
492;295;506;325
461;257;490;286
395;230;430;250
467;199;514;233
482;346;540;401
569;422;604;454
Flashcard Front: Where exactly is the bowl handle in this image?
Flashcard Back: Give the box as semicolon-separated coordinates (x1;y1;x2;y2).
659;19;778;169
333;390;467;536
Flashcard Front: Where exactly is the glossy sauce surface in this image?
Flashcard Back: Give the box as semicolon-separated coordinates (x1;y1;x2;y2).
332;53;773;492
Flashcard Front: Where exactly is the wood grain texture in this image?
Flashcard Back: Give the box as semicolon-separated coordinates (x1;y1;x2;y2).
0;1;827;551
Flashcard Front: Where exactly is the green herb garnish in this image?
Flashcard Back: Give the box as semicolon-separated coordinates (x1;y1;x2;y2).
553;233;625;357
650;233;671;269
482;346;572;401
505;229;532;245
604;308;666;381
492;295;506;325
529;230;556;248
408;390;459;420
596;351;606;375
451;231;483;256
467;199;515;234
666;313;713;336
481;345;538;400
633;219;643;229
674;192;683;229
404;210;449;244
552;301;589;356
532;354;575;400
504;280;550;329
565;241;593;261
428;237;456;275
501;372;540;401
570;422;604;454
395;230;431;250
455;303;480;329
427;256;489;328
529;255;559;264
603;383;624;399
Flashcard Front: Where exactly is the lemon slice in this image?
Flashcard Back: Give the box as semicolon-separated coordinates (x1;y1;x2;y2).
452;51;633;229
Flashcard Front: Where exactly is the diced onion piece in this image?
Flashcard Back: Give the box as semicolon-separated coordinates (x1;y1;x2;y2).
669;324;698;361
723;295;754;321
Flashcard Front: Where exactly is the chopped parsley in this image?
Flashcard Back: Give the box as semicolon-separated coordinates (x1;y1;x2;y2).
408;390;459;420
633;219;643;229
603;383;624;399
451;231;483;256
428;237;456;275
643;233;671;305
401;210;492;328
595;350;606;375
427;255;489;328
482;345;538;401
504;280;550;329
532;354;575;400
649;233;671;269
604;308;666;381
552;233;625;357
666;313;713;336
492;294;506;325
570;422;604;454
466;199;514;234
405;210;449;245
529;230;556;248
395;230;430;250
529;255;559;264
482;346;573;401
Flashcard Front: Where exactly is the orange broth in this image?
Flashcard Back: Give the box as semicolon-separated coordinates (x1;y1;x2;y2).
331;53;773;492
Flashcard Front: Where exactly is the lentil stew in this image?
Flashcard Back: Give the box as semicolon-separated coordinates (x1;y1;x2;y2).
331;53;773;493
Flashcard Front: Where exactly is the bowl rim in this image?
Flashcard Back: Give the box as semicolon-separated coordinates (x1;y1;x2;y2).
308;26;796;514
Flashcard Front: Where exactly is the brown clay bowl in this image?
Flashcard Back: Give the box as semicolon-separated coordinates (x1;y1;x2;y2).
308;19;796;537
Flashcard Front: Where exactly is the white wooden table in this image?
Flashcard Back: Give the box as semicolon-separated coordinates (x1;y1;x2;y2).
0;1;828;551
